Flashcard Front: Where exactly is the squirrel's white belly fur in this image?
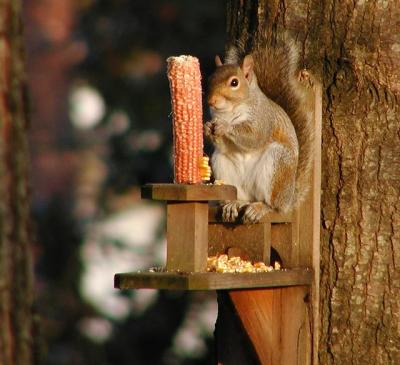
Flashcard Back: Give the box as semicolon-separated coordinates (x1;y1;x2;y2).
212;142;283;205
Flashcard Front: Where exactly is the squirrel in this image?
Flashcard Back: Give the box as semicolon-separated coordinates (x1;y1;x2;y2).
205;33;314;223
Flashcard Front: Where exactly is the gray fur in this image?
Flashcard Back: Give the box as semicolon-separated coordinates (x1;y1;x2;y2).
223;33;314;207
206;33;313;223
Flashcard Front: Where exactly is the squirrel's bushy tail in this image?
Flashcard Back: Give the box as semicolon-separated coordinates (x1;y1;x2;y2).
225;33;314;207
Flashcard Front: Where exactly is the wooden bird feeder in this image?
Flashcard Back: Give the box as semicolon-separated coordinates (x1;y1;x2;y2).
114;56;322;365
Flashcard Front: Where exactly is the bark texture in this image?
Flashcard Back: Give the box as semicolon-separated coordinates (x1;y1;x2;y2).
226;1;400;364
0;1;34;365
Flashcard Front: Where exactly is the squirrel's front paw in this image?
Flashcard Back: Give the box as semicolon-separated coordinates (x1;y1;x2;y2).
213;121;232;137
204;121;214;138
242;202;271;224
204;119;231;138
222;201;247;222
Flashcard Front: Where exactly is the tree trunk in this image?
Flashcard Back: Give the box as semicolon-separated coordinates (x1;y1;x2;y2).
227;1;400;364
0;1;35;365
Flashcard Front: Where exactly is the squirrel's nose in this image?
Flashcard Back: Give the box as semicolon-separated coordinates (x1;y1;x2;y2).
208;95;222;108
208;95;217;107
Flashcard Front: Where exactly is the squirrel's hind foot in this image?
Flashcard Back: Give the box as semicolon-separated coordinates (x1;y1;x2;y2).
242;202;272;224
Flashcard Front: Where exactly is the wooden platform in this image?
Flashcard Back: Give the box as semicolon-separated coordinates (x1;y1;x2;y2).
114;268;313;291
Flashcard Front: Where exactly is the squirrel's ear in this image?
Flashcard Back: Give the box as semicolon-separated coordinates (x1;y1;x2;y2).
215;55;223;67
242;55;254;82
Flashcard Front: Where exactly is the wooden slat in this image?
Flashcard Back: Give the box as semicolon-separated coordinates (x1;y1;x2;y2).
208;222;271;263
271;223;293;267
114;268;313;291
291;208;301;266
141;183;237;201
167;202;208;272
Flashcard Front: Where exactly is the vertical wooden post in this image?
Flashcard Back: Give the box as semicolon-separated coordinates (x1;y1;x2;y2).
166;202;209;272
312;83;322;365
297;83;321;365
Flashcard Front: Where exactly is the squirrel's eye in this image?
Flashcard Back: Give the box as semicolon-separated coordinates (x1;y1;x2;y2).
230;78;239;87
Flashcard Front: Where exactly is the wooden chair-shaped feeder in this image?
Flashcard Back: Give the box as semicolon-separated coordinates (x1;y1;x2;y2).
114;63;321;364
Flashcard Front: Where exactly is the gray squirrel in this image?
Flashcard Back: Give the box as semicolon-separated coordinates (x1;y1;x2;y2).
205;33;314;223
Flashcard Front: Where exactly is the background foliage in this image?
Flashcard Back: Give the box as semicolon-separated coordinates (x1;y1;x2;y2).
25;1;226;364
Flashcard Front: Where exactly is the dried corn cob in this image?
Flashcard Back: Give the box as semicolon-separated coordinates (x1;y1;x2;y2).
167;56;203;184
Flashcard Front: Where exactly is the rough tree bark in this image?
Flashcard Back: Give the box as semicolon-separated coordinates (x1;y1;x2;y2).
0;1;35;365
227;1;400;364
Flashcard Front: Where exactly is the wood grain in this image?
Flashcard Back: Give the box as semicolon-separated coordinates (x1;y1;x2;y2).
230;289;282;364
229;286;311;365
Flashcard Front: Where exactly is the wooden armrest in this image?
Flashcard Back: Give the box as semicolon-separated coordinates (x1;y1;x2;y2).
141;183;237;201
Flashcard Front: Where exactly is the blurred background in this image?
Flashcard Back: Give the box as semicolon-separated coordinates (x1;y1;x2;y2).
24;1;226;364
